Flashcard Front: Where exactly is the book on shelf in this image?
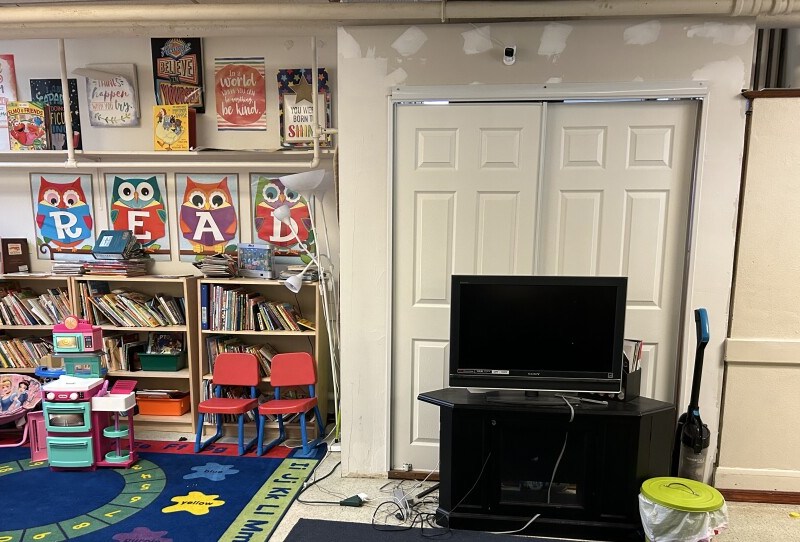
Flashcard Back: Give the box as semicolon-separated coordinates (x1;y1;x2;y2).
0;238;31;274
622;338;644;373
153;104;196;151
78;282;186;328
6;101;47;150
146;331;183;354
205;334;277;378
206;283;305;332
0;334;53;368
93;229;144;260
29;78;82;150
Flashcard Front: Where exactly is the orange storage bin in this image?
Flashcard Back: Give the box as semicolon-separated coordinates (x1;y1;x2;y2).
137;396;190;416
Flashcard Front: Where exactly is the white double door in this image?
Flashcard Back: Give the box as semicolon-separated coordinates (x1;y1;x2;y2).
391;99;698;471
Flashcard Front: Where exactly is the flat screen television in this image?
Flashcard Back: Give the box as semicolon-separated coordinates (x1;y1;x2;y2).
449;274;627;397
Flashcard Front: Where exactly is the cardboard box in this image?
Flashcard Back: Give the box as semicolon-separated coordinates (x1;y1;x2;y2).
137;395;190;416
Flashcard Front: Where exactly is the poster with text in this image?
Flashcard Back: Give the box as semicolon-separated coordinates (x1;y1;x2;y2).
215;57;266;131
250;172;315;264
29;78;82;150
175;173;239;261
86;63;140;127
277;68;332;148
105;173;170;259
30;173;95;260
151;37;204;113
0;54;18;151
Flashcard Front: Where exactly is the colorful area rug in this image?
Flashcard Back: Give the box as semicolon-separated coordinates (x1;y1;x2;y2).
0;439;326;541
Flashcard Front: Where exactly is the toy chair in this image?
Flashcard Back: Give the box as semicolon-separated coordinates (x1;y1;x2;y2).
0;374;43;449
257;352;324;458
195;352;260;455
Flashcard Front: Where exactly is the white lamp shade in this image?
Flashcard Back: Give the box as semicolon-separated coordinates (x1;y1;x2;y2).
284;274;304;293
279;170;326;192
272;205;292;224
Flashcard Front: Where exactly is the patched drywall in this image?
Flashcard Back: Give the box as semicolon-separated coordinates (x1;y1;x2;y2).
337;18;755;477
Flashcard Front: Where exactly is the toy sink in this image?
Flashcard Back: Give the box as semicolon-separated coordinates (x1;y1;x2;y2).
91;392;136;412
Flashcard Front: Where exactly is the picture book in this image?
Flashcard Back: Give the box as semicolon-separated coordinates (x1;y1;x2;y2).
29;78;82;150
0;238;30;274
45;105;68;150
153;104;195;151
277;68;332;148
151;37;205;113
6;101;47;150
93;229;137;259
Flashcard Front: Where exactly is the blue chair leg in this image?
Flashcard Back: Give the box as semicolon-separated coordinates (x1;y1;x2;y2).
258;413;288;455
236;413;258;456
295;409;324;458
195;412;223;453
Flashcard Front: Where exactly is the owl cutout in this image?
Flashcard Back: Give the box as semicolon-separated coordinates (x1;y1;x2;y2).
109;176;167;249
253;176;312;249
179;176;238;254
34;176;93;250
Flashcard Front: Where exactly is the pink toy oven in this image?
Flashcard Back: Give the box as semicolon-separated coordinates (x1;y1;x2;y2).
52;316;103;354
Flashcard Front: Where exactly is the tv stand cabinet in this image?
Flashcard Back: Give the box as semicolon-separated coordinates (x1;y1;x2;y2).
418;388;675;542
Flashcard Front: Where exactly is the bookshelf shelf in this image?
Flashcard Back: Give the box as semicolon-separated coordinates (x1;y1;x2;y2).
198;277;330;441
72;275;200;434
0;275;71;371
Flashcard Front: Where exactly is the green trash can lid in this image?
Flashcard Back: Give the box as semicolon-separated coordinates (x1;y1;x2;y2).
640;477;725;512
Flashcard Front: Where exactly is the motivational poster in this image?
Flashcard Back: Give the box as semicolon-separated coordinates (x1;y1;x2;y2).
151;37;204;113
85;64;139;127
277;68;332;148
215;57;266;131
0;54;18;151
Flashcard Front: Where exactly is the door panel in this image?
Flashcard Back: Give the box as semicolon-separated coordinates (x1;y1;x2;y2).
540;100;698;402
391;103;543;471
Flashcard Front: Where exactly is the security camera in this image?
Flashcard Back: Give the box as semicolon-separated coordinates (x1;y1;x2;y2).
503;45;516;66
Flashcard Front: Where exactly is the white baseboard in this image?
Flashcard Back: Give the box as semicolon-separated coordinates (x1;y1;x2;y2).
715;466;800;492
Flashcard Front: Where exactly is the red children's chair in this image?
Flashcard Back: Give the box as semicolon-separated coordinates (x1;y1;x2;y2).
257;352;324;458
195;352;260;455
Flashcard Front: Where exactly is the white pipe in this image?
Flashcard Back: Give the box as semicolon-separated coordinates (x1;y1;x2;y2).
311;36;320;169
58;39;77;167
0;0;795;29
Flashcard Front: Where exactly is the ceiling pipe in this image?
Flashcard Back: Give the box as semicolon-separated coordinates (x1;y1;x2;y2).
1;1;799;31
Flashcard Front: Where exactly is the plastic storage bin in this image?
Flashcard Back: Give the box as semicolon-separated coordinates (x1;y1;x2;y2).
639;477;728;542
138;351;186;371
137;395;190;416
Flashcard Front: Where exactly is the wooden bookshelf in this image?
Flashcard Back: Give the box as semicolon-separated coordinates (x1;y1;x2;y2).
71;275;199;434
0;274;71;373
197;277;330;440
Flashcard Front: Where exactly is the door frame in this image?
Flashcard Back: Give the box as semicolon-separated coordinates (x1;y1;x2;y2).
387;81;710;473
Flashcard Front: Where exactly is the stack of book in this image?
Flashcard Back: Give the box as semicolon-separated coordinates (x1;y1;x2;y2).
52;261;86;276
83;259;150;277
78;284;186;328
202;284;310;332
92;230;145;260
205;334;277;377
0;335;53;368
278;263;319;282
192;253;237;278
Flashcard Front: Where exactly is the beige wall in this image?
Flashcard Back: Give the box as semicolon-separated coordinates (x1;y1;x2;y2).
338;18;755;476
717;97;800;491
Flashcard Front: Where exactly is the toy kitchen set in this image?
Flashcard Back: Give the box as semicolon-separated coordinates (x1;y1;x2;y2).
41;316;138;469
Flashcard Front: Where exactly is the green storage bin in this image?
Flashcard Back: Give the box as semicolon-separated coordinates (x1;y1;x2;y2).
139;351;186;371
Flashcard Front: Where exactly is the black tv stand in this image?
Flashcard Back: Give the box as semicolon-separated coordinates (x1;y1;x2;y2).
481;389;571;407
419;388;675;542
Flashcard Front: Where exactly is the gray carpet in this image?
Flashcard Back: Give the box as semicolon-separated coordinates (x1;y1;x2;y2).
283;518;557;541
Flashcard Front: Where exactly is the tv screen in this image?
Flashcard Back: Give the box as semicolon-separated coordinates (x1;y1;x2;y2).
449;275;627;394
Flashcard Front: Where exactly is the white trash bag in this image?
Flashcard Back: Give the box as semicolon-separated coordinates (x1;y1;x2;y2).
639;493;728;542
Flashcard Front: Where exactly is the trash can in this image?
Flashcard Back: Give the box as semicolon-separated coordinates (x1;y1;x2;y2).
639;477;728;542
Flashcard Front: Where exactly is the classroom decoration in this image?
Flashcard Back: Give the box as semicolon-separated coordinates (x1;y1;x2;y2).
79;63;140;127
105;173;170;258
29;78;82;150
151;37;204;113
153;104;195;151
277;68;332;148
30;173;96;260
176;173;239;261
214;57;266;131
0;54;18;151
250;173;315;261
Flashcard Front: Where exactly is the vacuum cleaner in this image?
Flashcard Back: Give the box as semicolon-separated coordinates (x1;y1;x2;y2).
671;307;711;481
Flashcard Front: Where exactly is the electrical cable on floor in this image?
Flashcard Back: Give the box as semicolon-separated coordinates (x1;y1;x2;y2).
296;460;341;504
